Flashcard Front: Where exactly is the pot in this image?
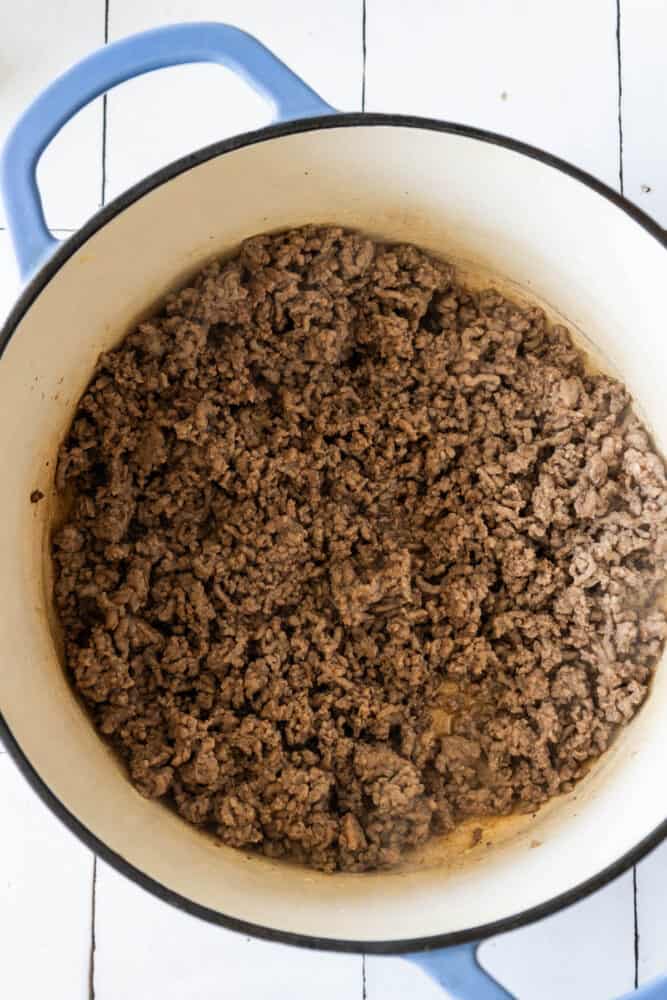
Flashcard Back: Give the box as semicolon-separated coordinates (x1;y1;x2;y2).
1;23;666;999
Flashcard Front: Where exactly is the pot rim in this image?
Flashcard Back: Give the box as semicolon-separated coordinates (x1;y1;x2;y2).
1;111;666;955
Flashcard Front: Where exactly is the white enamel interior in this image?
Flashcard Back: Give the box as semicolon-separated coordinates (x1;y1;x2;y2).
1;124;666;945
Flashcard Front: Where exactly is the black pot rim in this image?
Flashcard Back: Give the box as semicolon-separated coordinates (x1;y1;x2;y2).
2;111;666;956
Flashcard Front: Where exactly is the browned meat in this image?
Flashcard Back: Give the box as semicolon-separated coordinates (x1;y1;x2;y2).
52;226;667;871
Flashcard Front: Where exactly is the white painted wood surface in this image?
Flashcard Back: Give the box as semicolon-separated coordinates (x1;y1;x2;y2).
0;755;94;1000
104;0;362;202
621;0;667;227
0;4;103;229
94;859;360;1000
366;0;621;188
0;2;665;997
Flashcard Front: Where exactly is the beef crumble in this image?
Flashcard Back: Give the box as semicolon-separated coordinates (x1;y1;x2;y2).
52;226;667;871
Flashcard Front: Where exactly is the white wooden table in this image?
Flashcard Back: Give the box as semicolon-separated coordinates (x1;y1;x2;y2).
1;3;666;997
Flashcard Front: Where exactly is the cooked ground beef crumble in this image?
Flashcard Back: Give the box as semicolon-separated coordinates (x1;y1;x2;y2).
53;226;667;872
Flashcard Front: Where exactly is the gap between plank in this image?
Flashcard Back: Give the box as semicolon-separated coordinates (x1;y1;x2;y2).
615;0;624;194
88;856;98;1000
633;865;639;989
90;3;108;990
619;1;635;979
100;0;110;207
362;954;367;999
361;0;367;111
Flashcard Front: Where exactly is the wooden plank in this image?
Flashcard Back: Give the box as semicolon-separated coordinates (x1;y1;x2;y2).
104;0;362;202
0;0;104;230
620;0;667;226
0;754;94;1000
365;0;620;189
94;861;362;1000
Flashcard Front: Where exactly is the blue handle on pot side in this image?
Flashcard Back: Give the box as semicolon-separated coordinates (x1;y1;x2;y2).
0;21;334;279
405;943;513;998
3;20;667;1000
404;942;667;998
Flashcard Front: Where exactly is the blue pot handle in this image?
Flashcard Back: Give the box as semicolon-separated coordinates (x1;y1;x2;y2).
405;943;514;998
0;21;335;279
621;977;667;999
406;942;667;998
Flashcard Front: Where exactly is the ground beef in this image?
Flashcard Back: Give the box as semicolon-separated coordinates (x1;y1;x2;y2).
52;226;667;872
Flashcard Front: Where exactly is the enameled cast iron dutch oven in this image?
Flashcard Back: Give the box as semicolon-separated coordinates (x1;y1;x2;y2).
1;23;667;999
